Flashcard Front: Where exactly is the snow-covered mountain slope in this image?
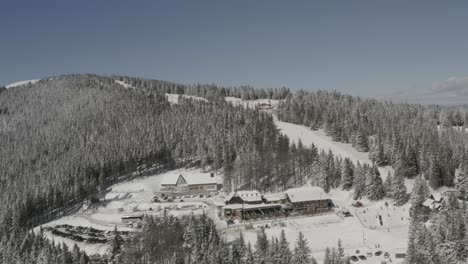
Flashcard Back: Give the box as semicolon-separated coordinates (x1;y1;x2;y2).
5;79;39;89
274;118;394;179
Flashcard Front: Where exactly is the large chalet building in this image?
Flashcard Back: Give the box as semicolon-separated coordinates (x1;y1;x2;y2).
160;173;220;197
285;186;332;215
223;186;333;220
224;190;282;220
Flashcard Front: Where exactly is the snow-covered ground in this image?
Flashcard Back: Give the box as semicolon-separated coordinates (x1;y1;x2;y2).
38;168;222;256
5;79;39;88
225;97;280;109
224;198;409;263
115;80;135;89
165;93;208;104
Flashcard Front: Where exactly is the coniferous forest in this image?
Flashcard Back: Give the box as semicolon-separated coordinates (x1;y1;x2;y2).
1;74;468;263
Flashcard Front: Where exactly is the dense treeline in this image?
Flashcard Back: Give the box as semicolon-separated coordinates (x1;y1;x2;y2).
116;76;291;102
2;74;468;263
407;177;468;263
0;75;321;261
121;213;350;264
276;90;468;190
0;228;89;264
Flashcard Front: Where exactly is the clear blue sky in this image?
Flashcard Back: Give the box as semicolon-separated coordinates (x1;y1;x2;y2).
2;0;468;103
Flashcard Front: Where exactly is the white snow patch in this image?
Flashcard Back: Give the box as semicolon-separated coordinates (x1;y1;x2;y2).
5;79;39;89
115;80;135;89
224;97;280;109
165;93;208;104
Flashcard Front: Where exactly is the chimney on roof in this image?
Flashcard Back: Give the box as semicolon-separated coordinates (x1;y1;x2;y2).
210;172;214;178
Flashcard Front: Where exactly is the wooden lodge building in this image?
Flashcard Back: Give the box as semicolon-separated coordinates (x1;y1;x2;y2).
223;186;333;221
285;186;333;215
223;190;283;220
160;173;220;197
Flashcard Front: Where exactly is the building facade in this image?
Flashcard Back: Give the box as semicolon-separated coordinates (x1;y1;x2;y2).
160;173;219;197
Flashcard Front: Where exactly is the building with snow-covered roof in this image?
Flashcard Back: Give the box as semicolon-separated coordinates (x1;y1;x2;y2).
262;192;287;204
225;190;263;205
223;190;282;220
159;173;220;197
222;186;333;220
430;193;443;203
285;186;333;214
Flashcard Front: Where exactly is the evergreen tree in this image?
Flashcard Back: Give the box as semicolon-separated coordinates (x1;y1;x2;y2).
278;229;292;263
340;158;354;190
293;232;313;264
366;167;385;200
455;162;468;200
110;226;124;260
255;228;269;263
392;172;407;206
409;176;430;220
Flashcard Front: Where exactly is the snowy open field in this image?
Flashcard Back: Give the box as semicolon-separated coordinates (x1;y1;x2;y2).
38;168;222;255
224;199;409;263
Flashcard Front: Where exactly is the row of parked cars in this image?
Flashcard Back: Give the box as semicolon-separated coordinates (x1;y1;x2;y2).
152;192;217;203
349;250;390;262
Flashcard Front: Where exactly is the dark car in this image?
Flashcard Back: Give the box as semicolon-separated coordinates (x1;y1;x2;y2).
358;255;367;260
375;250;383;256
384;252;390;259
349;255;359;262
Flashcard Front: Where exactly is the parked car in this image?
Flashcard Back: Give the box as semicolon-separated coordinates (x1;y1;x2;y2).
383;252;390;259
358;255;367;260
353;201;363;207
366;252;373;257
375;250;383;256
349;256;359;262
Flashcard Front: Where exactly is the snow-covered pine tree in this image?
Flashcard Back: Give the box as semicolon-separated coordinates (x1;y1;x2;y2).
409;176;430;220
354;131;369;152
341;157;354;190
110;226;124;261
255;228;269;263
383;171;393;198
278;229;292;263
392;171;407;206
455;162;468;200
366;166;385;201
353;162;365;200
293;232;314;264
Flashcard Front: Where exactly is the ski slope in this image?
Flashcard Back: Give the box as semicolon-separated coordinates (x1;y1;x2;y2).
274;116;394;180
5;79;39;89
